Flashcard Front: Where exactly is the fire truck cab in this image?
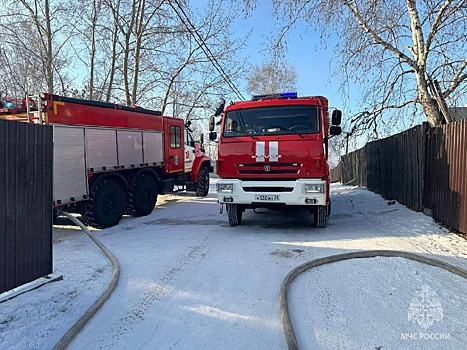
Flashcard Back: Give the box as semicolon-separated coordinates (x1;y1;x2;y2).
209;92;341;228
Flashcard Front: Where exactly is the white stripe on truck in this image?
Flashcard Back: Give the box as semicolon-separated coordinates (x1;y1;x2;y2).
255;141;265;162
269;141;279;162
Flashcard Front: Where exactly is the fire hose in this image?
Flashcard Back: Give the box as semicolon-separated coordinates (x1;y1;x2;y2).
49;215;467;350
53;211;121;350
280;250;467;350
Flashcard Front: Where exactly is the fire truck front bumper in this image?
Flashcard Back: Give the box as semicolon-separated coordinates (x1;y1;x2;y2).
216;179;327;206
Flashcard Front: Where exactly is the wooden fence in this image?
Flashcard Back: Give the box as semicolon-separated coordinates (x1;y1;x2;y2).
0;119;53;294
332;120;467;234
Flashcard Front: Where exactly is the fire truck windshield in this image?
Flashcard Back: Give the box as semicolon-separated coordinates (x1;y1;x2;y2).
223;105;319;137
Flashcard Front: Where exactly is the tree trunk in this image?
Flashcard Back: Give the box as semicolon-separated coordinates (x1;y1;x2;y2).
106;19;119;103
414;70;444;126
89;0;99;100
44;0;54;93
131;0;146;106
122;38;131;105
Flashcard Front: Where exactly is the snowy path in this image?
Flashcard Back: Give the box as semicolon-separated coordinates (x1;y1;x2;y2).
0;182;465;350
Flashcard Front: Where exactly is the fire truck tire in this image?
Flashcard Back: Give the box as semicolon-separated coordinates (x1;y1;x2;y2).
127;173;158;217
195;165;210;197
84;179;126;228
227;204;242;226
313;205;328;228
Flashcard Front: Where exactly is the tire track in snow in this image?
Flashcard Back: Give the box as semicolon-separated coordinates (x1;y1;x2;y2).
94;235;211;349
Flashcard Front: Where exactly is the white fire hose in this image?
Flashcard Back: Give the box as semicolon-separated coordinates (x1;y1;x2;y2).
53;211;121;350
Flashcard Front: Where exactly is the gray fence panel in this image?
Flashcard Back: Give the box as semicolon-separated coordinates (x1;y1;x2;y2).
0;119;53;294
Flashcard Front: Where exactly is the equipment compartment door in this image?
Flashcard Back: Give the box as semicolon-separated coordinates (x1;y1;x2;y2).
163;118;184;174
53;126;88;204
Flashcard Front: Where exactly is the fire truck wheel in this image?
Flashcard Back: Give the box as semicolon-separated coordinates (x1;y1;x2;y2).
84;179;126;228
128;173;158;217
195;165;210;197
227;204;242;226
313;205;328;228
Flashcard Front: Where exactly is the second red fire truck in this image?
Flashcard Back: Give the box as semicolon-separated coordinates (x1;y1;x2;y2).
1;94;212;228
209;92;342;228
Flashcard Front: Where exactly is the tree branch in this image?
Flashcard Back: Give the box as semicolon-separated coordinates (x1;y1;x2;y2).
343;0;416;69
443;58;467;97
425;0;455;54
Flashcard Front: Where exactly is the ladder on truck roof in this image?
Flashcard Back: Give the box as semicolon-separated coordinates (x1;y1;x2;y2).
25;95;44;124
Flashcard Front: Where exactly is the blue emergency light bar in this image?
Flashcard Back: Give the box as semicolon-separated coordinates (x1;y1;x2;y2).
251;92;298;101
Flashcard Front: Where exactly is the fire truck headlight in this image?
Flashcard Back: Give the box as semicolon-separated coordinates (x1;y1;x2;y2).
217;183;234;193
303;183;325;194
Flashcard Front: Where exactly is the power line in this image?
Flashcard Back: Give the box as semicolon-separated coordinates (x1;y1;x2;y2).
169;0;244;100
168;0;245;100
170;0;244;100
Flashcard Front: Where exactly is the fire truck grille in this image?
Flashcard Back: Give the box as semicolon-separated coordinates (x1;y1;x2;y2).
238;169;298;175
237;162;301;175
242;187;294;192
237;162;301;167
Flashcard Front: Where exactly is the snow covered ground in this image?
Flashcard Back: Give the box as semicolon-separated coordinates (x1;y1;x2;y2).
0;181;466;350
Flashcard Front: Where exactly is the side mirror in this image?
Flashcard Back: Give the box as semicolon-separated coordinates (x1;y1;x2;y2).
209;116;216;131
330;126;342;136
214;98;225;117
209;131;217;141
332;110;342;126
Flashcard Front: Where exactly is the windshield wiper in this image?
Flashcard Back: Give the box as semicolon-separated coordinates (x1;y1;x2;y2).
228;130;256;139
268;126;304;139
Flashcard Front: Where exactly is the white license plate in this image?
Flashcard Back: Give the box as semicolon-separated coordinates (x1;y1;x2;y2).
254;194;280;201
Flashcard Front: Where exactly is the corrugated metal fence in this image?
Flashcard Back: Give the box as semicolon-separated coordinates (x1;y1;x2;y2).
423;121;467;233
0;119;53;294
331;120;467;234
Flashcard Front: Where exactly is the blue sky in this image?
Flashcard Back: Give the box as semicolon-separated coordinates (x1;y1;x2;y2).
220;2;433;139
221;2;349;112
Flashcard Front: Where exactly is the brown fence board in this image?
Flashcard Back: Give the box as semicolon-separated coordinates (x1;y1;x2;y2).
0;119;53;294
338;124;427;212
335;120;466;234
424;120;467;233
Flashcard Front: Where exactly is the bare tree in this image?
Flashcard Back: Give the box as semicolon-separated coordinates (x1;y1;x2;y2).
244;0;467;131
69;0;122;101
0;0;247;126
75;0;103;100
0;22;46;98
105;0;169;105
155;0;248;118
0;0;73;95
20;0;54;93
246;61;297;95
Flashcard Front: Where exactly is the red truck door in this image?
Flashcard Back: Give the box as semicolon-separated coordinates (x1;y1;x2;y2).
163;117;185;174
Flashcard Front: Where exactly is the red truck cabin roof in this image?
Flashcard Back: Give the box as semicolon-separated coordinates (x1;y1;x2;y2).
226;95;328;110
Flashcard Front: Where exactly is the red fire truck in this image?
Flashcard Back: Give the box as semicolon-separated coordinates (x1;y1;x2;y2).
1;94;212;228
208;92;341;228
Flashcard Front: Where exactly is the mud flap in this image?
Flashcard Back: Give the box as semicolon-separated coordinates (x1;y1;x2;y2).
160;178;174;194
